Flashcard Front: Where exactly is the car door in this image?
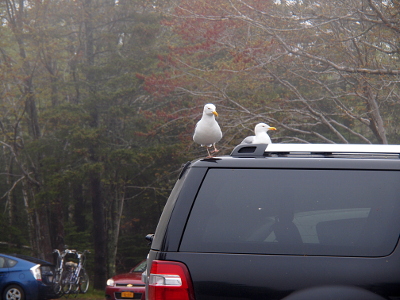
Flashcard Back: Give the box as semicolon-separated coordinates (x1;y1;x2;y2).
0;255;9;291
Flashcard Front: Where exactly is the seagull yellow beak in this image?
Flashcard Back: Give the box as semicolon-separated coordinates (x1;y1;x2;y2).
269;127;276;130
212;111;218;117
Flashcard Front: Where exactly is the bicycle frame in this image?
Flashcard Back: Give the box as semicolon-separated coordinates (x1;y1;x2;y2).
63;249;90;293
52;248;68;294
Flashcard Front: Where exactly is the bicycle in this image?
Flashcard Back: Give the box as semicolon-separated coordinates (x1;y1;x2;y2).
62;250;90;294
52;249;67;295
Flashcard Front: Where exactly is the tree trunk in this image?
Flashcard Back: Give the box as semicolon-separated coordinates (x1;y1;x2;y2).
74;184;87;232
21;180;37;255
362;82;388;144
50;196;65;251
107;189;125;277
84;0;107;289
90;171;107;289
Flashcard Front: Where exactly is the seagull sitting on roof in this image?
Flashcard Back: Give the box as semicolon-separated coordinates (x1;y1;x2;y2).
193;103;223;157
240;123;276;144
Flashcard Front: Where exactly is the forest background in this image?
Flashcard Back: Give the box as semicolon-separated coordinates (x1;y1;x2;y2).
0;0;399;290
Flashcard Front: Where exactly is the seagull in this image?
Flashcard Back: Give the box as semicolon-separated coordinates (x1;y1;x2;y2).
240;123;276;144
193;103;223;157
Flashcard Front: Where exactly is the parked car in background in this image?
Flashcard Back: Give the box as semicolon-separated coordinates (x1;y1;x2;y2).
0;253;58;300
106;260;146;300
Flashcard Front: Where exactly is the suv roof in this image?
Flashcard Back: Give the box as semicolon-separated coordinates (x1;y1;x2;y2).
185;144;400;173
231;143;400;157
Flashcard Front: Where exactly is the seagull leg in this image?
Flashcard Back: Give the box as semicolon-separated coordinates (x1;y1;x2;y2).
210;143;219;154
205;147;213;158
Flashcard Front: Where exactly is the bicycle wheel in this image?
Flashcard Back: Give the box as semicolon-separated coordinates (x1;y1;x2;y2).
78;269;90;293
53;272;62;295
70;274;79;294
61;271;72;294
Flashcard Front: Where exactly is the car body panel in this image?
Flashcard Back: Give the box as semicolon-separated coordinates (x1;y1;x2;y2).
148;250;400;300
146;144;400;300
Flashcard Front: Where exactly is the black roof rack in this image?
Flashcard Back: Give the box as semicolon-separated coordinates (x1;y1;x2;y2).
231;144;400;158
230;144;268;157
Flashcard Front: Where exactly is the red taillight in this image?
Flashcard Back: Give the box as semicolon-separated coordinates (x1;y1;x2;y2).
148;260;195;300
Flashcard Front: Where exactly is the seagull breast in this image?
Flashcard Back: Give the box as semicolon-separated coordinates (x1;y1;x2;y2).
240;123;276;145
193;104;222;147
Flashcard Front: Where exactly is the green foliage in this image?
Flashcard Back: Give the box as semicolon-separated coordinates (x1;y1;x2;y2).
0;0;185;286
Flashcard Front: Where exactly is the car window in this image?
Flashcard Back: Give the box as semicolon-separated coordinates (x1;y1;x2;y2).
7;259;17;268
180;169;400;257
5;258;17;268
132;260;146;272
0;257;18;268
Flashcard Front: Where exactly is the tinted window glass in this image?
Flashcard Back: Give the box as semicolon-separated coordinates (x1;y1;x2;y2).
180;169;400;256
133;260;147;272
0;257;18;268
6;258;18;268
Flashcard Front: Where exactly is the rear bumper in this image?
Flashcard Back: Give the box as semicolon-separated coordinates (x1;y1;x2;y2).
37;281;60;299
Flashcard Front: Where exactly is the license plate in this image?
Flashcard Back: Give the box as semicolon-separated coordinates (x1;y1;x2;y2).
121;291;134;298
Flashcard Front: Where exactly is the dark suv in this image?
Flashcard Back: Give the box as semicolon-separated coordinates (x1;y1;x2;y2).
145;144;400;300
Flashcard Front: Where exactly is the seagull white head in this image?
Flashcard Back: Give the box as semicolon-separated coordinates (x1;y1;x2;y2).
240;123;277;145
254;123;276;134
203;103;218;117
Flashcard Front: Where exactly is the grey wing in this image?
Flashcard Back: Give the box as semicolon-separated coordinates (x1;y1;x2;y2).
240;136;254;144
193;121;201;140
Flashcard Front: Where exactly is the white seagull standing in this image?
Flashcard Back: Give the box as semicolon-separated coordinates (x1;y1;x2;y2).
193;103;223;157
241;123;276;144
